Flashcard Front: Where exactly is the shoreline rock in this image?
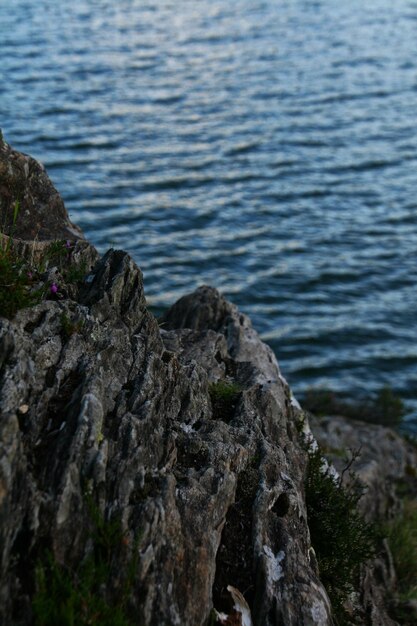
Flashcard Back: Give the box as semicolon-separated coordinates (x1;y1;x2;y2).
0;138;416;626
0;135;84;241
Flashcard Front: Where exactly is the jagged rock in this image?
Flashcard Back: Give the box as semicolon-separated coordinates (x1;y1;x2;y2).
161;288;333;625
0;142;415;626
0;250;334;626
0;135;84;240
161;285;285;384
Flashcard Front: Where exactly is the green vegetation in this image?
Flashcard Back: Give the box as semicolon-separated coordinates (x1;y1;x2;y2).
305;446;377;624
60;313;84;340
403;432;417;449
33;553;132;626
302;385;406;427
0;201;45;318
65;261;88;284
0;230;86;319
209;380;242;422
386;499;417;602
209;379;241;401
43;240;83;274
0;244;44;318
33;497;138;626
41;240;87;283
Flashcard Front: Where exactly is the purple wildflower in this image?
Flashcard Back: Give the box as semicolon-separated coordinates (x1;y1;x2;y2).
50;283;59;294
65;240;72;249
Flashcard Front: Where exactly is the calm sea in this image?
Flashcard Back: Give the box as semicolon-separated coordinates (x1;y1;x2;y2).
2;0;417;430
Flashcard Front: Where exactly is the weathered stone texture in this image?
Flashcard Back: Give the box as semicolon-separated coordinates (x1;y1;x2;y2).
0;254;333;625
1;140;415;626
0;135;84;240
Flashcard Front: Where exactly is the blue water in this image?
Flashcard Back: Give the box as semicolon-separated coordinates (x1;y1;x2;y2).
2;0;417;429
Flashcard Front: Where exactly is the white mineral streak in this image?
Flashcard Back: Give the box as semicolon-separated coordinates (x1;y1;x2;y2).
278;373;301;409
227;585;253;626
309;581;332;625
311;598;328;624
263;545;285;582
300;411;340;482
301;418;319;452
290;394;301;409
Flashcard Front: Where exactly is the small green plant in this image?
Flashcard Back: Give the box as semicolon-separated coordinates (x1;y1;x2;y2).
0;201;43;318
302;386;406;427
305;446;377;624
6;200;20;247
41;240;69;271
41;240;85;281
0;235;87;319
65;261;87;284
46;239;69;258
403;432;417;450
209;380;241;402
373;386;406;426
33;496;138;626
209;380;242;422
0;198;87;319
60;313;84;340
0;246;44;318
302;388;342;417
33;553;132;626
386;499;417;601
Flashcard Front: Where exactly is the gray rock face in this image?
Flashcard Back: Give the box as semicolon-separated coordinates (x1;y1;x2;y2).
0;135;84;240
0;249;333;625
2;245;414;626
0;142;415;626
0;245;331;626
162;287;333;625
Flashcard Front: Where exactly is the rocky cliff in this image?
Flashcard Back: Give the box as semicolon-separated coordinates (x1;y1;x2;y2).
0;137;416;626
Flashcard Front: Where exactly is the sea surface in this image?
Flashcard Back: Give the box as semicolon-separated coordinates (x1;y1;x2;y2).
2;0;417;430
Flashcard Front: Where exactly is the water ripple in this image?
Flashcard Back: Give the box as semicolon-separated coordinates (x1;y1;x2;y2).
2;0;417;426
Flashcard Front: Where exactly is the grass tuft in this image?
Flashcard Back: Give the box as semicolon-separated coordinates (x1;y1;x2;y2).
0;244;44;318
209;380;241;422
33;496;138;626
0;236;87;319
